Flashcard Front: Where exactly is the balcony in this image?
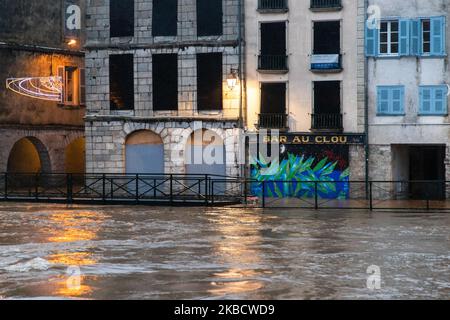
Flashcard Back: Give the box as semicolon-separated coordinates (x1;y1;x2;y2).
310;54;342;73
258;113;289;130
311;113;343;131
310;0;342;11
258;55;289;73
258;0;288;13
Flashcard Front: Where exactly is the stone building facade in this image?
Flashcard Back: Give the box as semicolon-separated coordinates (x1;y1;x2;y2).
0;0;86;174
85;0;244;177
366;0;450;199
245;0;367;196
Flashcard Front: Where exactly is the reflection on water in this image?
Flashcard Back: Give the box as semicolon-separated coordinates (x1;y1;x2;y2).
208;213;266;296
0;203;449;300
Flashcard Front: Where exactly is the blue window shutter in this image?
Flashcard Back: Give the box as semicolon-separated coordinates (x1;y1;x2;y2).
410;19;420;56
433;86;447;114
366;23;378;57
419;87;432;113
399;19;410;56
431;17;445;56
391;87;403;113
377;87;389;114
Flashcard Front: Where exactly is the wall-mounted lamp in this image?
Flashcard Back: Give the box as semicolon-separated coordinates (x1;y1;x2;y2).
67;39;77;47
227;68;239;90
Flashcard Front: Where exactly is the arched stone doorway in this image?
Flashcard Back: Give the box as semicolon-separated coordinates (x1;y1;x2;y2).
65;137;86;174
125;130;164;174
185;129;226;177
7;137;51;174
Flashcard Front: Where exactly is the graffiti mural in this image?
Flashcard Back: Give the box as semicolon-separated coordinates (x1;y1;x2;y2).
251;144;350;200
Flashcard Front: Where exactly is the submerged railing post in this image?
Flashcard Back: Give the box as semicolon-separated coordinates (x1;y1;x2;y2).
136;174;139;204
262;181;266;208
102;174;106;203
170;174;174;205
67;174;73;204
3;173;7;200
369;181;373;211
35;173;39;200
205;175;209;206
314;181;319;210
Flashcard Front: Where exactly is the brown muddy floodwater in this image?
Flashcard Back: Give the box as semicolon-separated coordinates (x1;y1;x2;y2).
0;203;449;300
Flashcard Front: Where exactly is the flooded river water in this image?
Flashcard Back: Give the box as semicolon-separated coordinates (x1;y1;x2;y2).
0;203;449;300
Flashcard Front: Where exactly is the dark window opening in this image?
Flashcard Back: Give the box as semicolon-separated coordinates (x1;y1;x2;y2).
197;0;223;36
261;83;286;114
152;0;177;37
110;0;134;37
110;54;134;111
197;53;223;111
259;22;287;70
409;146;446;200
313;21;340;54
259;83;287;129
312;81;342;130
153;54;178;111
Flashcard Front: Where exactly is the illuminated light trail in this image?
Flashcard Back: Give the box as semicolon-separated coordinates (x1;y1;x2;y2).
6;76;63;102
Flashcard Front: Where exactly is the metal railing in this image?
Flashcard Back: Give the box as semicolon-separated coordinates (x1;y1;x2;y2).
209;179;450;211
258;113;288;129
258;0;288;11
310;0;342;10
1;173;450;211
311;113;343;130
258;55;288;71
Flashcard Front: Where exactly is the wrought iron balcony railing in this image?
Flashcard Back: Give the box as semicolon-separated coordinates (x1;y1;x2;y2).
258;55;289;72
258;113;289;130
258;0;288;12
311;113;343;131
310;0;342;11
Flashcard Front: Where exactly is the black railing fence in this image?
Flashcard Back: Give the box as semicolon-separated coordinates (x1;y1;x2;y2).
311;113;343;130
258;55;288;71
258;0;288;10
258;113;288;129
1;173;450;210
310;0;342;9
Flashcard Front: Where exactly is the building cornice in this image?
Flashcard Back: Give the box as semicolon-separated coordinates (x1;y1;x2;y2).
84;40;240;51
0;124;85;131
0;42;85;57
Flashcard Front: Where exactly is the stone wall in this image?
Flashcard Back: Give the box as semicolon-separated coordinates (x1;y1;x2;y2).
85;0;243;176
0;126;84;173
85;119;241;176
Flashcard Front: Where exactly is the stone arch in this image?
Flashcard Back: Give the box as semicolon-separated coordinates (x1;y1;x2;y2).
65;137;86;174
185;129;226;177
125;130;165;174
7;137;52;174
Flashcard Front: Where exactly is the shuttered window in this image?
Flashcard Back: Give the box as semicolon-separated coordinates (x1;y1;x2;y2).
366;16;446;57
197;0;223;36
377;86;405;115
419;86;448;115
152;0;177;37
110;0;134;38
197;53;223;111
110;54;134;111
153;54;178;111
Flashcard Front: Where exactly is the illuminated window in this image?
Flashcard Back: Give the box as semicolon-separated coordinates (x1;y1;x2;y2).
58;66;85;106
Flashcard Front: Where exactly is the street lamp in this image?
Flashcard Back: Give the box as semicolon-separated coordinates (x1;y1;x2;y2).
227;68;239;90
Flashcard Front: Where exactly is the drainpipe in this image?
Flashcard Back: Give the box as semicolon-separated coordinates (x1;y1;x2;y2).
237;0;247;181
238;0;244;130
364;0;370;196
